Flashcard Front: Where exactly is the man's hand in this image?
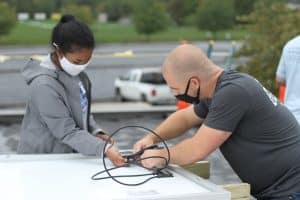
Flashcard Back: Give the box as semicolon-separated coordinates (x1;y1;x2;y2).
105;145;126;166
140;149;167;169
133;136;155;153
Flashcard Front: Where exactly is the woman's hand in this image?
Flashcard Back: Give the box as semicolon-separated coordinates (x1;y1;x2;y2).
105;145;126;166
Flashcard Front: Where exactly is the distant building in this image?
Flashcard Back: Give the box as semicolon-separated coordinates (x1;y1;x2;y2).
287;3;300;9
17;13;29;21
98;13;107;23
34;13;46;21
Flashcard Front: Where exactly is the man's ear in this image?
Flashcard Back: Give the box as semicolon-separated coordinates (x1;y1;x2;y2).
191;77;200;87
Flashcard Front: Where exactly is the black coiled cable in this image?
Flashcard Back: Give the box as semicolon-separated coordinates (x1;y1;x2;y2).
91;125;172;186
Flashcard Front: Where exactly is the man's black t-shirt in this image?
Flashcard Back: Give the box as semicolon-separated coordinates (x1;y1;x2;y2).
194;70;300;198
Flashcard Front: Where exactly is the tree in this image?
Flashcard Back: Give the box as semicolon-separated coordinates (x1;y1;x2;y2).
103;0;132;22
62;5;94;25
133;0;169;39
167;0;198;26
32;0;56;16
237;1;300;94
8;0;56;16
196;0;235;38
0;2;16;36
234;0;257;16
14;0;33;14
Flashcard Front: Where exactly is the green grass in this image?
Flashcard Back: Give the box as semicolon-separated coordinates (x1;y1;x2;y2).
0;21;53;45
0;21;249;45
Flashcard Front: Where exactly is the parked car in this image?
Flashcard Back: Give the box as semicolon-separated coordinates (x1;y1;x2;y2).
114;68;175;104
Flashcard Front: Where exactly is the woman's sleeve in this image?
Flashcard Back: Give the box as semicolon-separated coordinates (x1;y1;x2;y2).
89;114;106;135
32;84;104;156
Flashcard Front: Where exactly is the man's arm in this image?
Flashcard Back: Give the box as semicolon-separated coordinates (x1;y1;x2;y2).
168;124;231;165
134;105;203;151
141;124;231;168
152;105;202;142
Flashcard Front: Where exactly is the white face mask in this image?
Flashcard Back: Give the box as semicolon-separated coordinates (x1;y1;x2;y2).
59;56;89;76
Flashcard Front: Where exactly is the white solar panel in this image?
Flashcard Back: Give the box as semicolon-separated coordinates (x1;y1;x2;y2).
0;154;230;200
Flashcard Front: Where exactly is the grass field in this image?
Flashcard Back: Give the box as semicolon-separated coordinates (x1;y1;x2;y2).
0;20;249;45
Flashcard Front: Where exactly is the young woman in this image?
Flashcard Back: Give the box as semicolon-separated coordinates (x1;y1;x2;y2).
18;15;125;166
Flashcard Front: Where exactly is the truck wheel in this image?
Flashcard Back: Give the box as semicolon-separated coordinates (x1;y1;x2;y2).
115;88;125;102
141;93;147;102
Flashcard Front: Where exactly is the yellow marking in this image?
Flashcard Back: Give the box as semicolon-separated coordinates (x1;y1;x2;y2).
0;55;10;63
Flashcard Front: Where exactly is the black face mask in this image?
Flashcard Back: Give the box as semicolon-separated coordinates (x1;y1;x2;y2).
175;78;200;104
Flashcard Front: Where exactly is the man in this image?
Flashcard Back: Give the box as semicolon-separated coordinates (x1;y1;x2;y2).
134;44;300;199
276;36;300;124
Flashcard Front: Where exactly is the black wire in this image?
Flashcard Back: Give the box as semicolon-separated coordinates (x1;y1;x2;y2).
91;125;171;186
91;156;168;180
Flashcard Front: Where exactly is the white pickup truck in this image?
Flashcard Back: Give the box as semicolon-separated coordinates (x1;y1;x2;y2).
114;68;175;104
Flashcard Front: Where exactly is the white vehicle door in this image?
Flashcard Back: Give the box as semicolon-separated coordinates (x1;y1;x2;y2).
125;71;139;100
117;72;131;99
129;72;141;100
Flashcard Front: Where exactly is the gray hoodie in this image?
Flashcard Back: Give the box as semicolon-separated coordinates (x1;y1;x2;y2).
18;58;105;156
